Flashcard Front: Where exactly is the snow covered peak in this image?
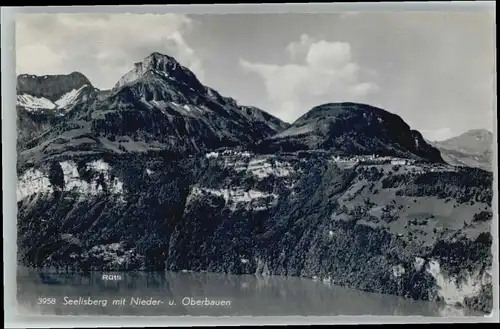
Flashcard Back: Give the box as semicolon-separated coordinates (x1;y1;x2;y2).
17;72;92;101
54;84;90;109
17;84;91;112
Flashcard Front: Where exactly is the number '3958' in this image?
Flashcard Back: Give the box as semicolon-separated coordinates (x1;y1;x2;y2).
37;298;56;304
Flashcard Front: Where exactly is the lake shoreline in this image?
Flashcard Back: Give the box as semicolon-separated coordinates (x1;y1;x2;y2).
16;266;487;317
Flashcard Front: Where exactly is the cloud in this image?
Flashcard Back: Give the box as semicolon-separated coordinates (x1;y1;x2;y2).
15;13;204;89
286;34;315;60
239;34;379;122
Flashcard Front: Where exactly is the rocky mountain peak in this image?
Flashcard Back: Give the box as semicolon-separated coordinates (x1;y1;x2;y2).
114;52;203;90
144;52;179;69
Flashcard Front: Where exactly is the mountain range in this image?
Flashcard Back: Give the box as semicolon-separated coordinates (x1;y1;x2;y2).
15;52;494;314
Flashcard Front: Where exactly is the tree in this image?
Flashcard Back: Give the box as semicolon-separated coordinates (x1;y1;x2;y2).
48;162;65;190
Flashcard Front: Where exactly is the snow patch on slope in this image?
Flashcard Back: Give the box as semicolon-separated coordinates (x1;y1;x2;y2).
17;85;88;112
16;94;56;111
168;101;206;115
54;84;88;109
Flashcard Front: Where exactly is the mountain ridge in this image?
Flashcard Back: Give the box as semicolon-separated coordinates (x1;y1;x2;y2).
430;129;493;171
260;102;445;163
17;71;95;101
15;54;450;164
16;52;290;165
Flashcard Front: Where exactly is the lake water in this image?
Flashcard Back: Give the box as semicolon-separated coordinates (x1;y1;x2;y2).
16;267;484;317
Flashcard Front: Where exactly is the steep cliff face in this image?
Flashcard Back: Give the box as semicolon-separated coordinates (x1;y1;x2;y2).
16;149;494;313
16;52;494;314
168;151;493;312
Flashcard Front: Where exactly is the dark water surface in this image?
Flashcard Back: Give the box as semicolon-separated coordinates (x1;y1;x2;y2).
16;267;484;317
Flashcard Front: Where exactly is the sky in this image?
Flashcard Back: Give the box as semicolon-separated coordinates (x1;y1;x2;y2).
16;10;495;141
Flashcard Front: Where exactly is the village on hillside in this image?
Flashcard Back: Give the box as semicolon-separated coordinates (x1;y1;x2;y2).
330;154;459;173
205;149;459;176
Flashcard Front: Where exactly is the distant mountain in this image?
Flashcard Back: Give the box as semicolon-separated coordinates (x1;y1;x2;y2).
17;72;96;111
431;129;493;172
260;102;444;163
16;72;98;150
15;52;494;314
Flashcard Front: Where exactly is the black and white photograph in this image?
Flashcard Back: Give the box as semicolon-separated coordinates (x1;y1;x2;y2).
8;4;497;321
